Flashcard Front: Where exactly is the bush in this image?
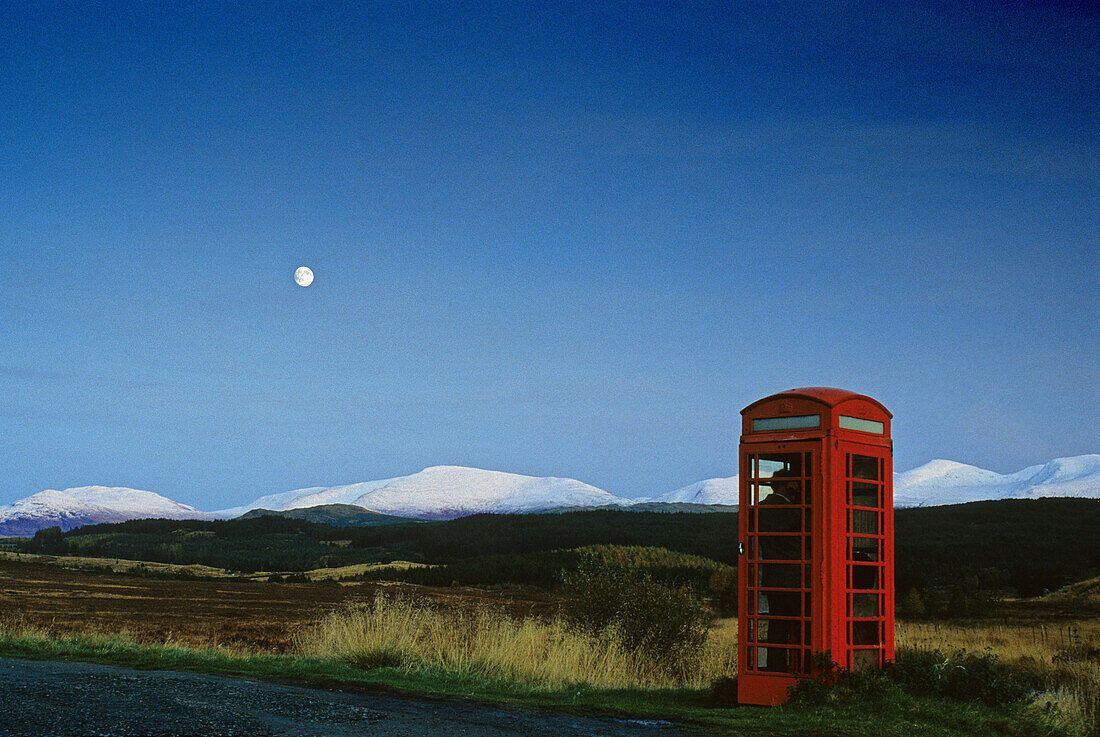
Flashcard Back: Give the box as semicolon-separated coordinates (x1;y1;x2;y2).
790;649;1035;708
887;649;1034;706
708;567;737;617
560;557;710;678
789;655;901;705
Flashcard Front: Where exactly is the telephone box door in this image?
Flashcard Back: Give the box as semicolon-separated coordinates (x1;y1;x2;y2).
837;442;894;671
738;443;818;705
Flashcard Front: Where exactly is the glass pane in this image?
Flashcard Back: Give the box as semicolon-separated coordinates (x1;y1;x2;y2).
759;562;802;586
852;621;882;646
851;649;881;671
851;482;879;508
839;416;884;434
758;497;802;540
850;454;880;480
756;453;803;479
851;565;880;590
759;646;797;674
758;535;801;560
753;415;820;431
852;510;879;534
756;479;804;506
851;593;881;617
761;591;800;620
760;619;801;642
850;537;880;562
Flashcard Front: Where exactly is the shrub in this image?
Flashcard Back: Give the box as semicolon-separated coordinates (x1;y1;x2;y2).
790;649;1035;708
708;567;737;617
899;587;926;617
887;649;1034;706
560;557;710;678
789;657;901;705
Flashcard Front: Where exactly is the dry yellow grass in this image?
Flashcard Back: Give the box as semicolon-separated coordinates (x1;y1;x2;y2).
299;598;1098;733
896;618;1100;736
297;594;738;690
304;560;425;581
0;551;429;584
1047;576;1100;609
0;551;235;578
897;618;1100;666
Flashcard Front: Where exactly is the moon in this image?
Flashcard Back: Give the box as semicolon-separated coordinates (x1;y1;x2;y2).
294;266;314;287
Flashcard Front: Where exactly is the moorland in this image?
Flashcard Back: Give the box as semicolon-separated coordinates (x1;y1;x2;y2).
2;498;1099;736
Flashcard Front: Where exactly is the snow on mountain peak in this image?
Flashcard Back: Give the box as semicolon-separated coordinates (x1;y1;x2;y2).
650;477;739;505
895;459;999;486
894;455;1100;507
0;485;210;536
3;455;1097;537
347;465;625;519
214;466;627;521
59;486;202;516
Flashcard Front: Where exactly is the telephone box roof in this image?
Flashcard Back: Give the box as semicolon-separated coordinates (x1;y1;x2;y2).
741;387;892;417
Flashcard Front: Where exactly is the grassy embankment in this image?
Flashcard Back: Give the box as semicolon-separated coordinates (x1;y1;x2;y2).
3;595;1096;737
0;550;423;582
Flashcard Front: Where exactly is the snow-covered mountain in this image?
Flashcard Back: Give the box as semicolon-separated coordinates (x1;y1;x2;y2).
3;455;1097;537
213;482;394;519
650;476;739;505
648;455;1100;509
0;486;210;536
218;466;627;520
894;455;1100;507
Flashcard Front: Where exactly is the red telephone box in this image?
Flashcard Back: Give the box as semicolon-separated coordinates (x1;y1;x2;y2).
737;387;894;706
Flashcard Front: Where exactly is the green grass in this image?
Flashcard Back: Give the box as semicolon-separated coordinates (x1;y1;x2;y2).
0;630;1069;737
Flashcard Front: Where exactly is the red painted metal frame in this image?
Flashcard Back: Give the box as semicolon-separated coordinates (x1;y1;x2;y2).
737;388;893;706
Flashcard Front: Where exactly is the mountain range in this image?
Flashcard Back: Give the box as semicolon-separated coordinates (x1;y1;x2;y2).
1;455;1097;536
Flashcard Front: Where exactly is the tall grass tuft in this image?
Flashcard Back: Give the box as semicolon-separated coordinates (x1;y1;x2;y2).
297;593;736;690
897;619;1100;737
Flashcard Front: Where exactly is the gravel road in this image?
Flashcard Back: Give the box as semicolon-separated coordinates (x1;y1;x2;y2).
0;658;718;736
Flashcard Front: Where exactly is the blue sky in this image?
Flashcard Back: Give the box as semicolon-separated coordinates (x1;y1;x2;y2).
1;2;1096;508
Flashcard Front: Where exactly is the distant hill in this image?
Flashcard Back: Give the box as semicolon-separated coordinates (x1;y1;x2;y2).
237;504;413;527
14;499;1100;597
1045;575;1100;609
552;501;737;514
894;497;1100;596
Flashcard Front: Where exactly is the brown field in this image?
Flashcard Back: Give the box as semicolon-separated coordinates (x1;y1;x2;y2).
3;554;1099;733
0;557;553;653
